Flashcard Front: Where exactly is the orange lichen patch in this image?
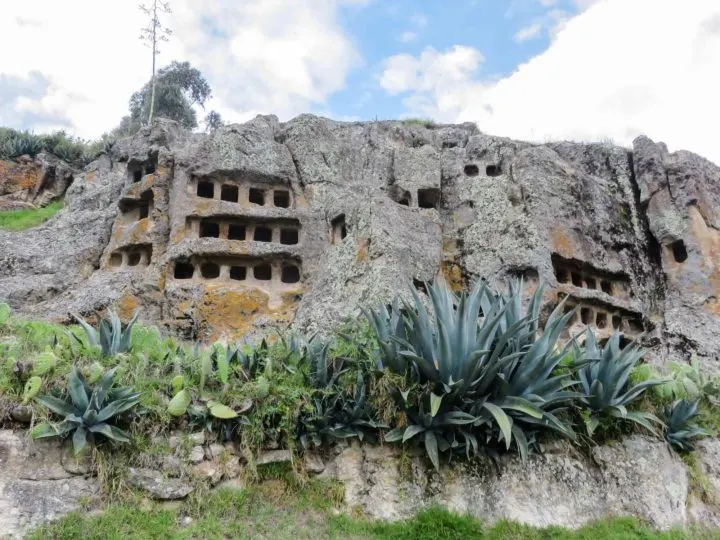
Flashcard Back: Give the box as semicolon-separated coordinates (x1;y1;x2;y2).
86;171;96;184
198;285;301;342
441;261;464;292
117;294;140;319
356;237;370;263
550;228;577;260
155;165;168;178
111;218;153;246
0;160;41;193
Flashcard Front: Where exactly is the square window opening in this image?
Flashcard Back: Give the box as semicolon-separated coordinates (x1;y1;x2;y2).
174;262;194;279
281;265;300;284
254;226;273;242
585;277;596;289
571;272;583;287
580;307;592;325
201;262;220;279
555;267;569;283
200;221;220;238
486;164;502;177
197;181;214;199
464;164;479;176
417;188;440;209
612;315;622;330
109;253;123;267
249;188;265;206
138;203;150;220
331;214;347;244
230;266;247;281
221;184;239;203
274;190;291;208
228;224;246;241
280;228;299;245
133;169;143;183
145;163;156;176
254;264;272;281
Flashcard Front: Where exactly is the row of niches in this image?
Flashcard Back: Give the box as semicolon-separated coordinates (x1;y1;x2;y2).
190;177;293;209
172;257;302;286
108;245;153;269
390;186;440;209
186;217;300;245
552;254;628;299
561;298;643;337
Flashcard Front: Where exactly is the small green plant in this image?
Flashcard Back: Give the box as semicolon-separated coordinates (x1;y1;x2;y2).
577;331;664;437
72;309;140;357
32;366;141;454
665;399;709;452
0;303;9;326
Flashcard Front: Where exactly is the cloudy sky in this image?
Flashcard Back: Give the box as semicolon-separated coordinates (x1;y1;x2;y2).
1;0;719;163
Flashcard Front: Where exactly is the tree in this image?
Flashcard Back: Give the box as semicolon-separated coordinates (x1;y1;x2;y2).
128;61;212;130
204;110;224;132
139;0;172;126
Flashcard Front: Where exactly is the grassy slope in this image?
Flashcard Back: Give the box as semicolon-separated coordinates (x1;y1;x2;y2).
29;478;702;540
0;200;63;230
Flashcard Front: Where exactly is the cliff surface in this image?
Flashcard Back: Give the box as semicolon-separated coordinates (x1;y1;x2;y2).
1;115;719;367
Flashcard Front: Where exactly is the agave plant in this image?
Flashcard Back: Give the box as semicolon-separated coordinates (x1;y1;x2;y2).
665;399;709;452
577;330;664;436
367;277;579;469
32;366;141;454
297;337;385;449
72;309;140;357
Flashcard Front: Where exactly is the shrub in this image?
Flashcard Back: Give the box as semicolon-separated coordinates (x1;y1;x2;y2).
365;278;578;469
32;366;141;454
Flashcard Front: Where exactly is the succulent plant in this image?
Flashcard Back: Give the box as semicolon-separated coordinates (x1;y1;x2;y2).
577;330;664;436
72;309;140;357
665;399;709;452
32;366;141;454
367;277;578;469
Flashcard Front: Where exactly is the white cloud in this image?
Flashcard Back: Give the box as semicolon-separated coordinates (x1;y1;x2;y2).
399;31;418;43
514;23;543;43
410;14;428;28
0;0;360;138
380;0;720;165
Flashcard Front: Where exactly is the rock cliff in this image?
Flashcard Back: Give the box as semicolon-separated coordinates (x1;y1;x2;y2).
1;116;719;368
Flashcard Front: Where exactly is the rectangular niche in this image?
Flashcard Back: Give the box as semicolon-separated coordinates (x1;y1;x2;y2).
280;228;299;245
200;220;221;238
253;226;273;242
221;184;239;203
230;266;247;281
174;261;194;279
331;214;347;244
253;263;272;281
417;188;440;209
249;188;265;206
197;181;215;199
273;190;291;208
127;154;158;183
228;224;246;241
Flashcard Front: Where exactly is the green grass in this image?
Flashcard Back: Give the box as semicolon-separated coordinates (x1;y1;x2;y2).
28;484;708;540
0;200;63;230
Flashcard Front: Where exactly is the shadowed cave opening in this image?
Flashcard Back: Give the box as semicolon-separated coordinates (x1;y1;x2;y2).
281;265;300;284
249;188;265;206
201;262;220;279
221;184;239;203
274;190;291;208
671;239;688;263
174;262;194;279
254;264;272;281
197;181;214;199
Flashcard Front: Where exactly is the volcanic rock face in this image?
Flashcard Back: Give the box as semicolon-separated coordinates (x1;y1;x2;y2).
0;152;74;211
0;116;719;367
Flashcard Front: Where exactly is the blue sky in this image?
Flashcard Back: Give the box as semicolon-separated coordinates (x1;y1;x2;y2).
1;1;719;164
329;0;572;120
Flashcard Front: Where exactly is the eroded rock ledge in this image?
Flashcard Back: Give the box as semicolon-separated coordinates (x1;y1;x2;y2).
2;429;720;537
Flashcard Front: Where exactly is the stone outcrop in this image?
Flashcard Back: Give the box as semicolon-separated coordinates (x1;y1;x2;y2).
2;429;720;537
0;153;74;211
1;116;719;367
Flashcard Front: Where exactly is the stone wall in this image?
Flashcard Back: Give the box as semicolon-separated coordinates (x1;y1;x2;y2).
0;153;74;211
2;429;720;537
1;117;720;367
